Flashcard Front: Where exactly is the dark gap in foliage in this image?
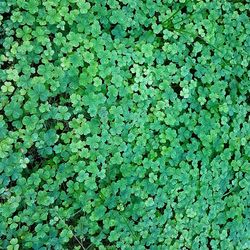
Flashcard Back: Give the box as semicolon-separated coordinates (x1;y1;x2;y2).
60;22;71;36
158;203;167;215
99;18;111;32
195;51;202;59
227;217;233;223
11;202;31;221
154;11;161;21
175;231;182;242
67;210;85;228
0;40;4;50
207;237;213;250
47;93;71;107
190;67;197;79
171;83;182;98
44;118;57;130
197;160;202;174
10;31;23;45
27;145;42;163
60;93;72;106
68;3;76;12
0;60;14;70
130;213;140;226
23;145;48;179
246;94;250;105
225;88;232;100
154;30;164;42
106;164;123;181
185;43;193;53
173;195;178;205
97;220;104;231
181;247;191;250
30;64;41;76
190;132;198;140
101;237;114;248
142;21;154;33
227;0;242;2
105;2;112;11
1;11;11;22
228;172;238;188
223;141;229;149
59;182;68;193
163;58;172;66
246;112;250;122
124;26;133;39
64;172;79;185
193;36;207;45
66;234;92;249
0;194;9;203
61;120;70;133
108;23;117;40
4;117;15;132
180;6;188;15
230;152;235;162
27;223;37;234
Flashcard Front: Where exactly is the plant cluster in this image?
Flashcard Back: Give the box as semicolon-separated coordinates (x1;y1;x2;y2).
0;0;249;249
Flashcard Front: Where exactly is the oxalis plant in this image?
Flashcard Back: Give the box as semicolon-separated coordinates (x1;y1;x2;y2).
0;0;249;249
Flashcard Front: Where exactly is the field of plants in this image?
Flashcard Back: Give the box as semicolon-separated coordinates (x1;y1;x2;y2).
0;0;249;249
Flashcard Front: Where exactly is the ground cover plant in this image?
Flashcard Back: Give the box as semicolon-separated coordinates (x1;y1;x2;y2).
0;0;250;249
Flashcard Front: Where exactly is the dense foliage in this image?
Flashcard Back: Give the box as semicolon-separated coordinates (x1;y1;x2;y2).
0;0;249;249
